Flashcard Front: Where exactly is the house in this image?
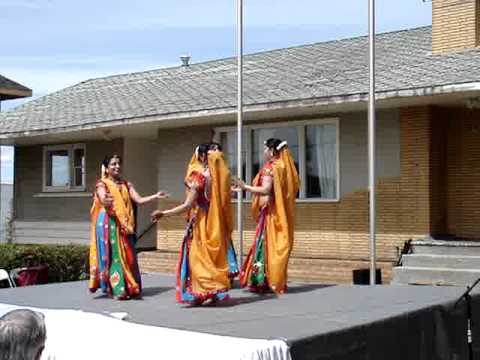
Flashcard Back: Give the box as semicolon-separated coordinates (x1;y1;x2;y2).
1;0;479;284
0;75;31;242
0;183;13;242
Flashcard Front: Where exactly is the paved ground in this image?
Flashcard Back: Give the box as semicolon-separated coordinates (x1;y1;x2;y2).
0;273;470;342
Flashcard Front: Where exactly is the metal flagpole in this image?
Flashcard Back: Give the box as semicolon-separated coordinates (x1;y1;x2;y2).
368;0;377;285
236;0;244;265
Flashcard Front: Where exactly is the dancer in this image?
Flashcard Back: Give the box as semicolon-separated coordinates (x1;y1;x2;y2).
234;138;299;294
89;154;167;300
208;142;239;278
151;144;234;304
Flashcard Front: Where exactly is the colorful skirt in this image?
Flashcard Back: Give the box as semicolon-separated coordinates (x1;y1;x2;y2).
176;218;234;305
240;207;271;292
227;240;239;278
91;210;142;299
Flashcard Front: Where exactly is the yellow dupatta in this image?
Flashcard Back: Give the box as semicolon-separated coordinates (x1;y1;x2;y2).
208;151;234;238
252;146;300;293
89;178;135;290
184;151;231;295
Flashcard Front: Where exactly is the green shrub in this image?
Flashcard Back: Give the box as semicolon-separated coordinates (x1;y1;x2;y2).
0;244;89;283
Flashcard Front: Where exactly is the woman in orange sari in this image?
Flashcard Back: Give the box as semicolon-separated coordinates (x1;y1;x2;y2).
151;144;236;305
89;154;167;300
235;138;299;294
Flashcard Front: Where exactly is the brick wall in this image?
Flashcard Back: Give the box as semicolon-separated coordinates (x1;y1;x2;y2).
141;107;442;284
432;0;480;54
446;108;480;238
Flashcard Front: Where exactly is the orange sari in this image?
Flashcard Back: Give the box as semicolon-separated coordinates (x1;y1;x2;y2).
241;147;299;294
89;178;141;299
176;151;235;304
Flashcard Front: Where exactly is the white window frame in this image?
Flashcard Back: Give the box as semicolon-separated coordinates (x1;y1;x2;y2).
214;118;340;203
42;143;87;193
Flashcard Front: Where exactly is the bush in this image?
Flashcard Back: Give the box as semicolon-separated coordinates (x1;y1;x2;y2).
0;244;89;284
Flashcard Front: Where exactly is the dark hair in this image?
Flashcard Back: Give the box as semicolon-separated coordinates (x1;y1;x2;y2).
196;144;210;158
102;154;122;168
264;138;283;155
209;142;223;151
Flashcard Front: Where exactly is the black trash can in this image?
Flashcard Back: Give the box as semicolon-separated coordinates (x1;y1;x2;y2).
352;268;382;285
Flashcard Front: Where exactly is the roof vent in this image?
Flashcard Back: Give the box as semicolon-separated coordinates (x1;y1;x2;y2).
180;55;191;67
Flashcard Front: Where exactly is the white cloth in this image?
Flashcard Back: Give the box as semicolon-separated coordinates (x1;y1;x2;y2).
0;303;291;360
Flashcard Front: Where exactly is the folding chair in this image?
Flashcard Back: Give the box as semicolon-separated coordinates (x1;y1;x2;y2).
0;269;15;288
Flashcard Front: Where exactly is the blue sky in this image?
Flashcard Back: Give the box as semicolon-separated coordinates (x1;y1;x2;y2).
0;0;432;183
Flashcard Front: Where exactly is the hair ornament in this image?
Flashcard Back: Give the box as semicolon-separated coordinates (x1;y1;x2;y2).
276;141;288;151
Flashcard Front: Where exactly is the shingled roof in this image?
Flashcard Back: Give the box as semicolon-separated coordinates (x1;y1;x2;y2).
0;75;32;100
2;26;480;136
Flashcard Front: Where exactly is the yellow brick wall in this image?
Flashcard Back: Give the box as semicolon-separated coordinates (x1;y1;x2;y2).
144;106;440;284
429;108;448;235
432;0;480;53
446;108;480;238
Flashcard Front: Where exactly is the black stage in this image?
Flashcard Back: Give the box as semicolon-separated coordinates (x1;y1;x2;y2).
0;273;478;360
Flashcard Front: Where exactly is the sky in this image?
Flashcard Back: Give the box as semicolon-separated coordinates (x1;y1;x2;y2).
0;0;432;183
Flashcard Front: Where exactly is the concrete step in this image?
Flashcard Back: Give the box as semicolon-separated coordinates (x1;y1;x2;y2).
402;254;480;269
392;266;480;287
412;240;480;256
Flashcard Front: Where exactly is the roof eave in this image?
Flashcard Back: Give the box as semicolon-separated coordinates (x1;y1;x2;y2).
0;87;32;100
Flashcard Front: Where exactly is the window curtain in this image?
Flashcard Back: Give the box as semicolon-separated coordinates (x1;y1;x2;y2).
315;125;337;199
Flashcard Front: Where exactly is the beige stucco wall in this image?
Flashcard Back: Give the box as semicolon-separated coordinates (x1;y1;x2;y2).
14;139;123;222
123;138;159;249
157;125;213;201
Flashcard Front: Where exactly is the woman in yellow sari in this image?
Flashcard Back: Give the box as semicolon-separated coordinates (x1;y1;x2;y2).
235;138;299;294
89;154;167;300
151;144;236;305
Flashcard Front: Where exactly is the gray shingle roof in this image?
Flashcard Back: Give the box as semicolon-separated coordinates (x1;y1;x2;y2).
2;26;480;136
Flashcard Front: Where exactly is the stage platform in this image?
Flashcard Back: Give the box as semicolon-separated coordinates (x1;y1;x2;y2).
0;273;479;360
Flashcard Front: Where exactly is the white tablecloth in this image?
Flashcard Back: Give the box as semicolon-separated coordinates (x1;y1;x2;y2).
0;303;291;360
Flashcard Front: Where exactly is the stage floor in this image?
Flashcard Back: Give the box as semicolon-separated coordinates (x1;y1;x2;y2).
0;273;478;360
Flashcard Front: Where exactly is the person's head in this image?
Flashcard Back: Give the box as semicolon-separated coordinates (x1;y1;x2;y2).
263;138;284;161
195;144;210;164
102;154;122;179
0;309;46;360
208;142;223;153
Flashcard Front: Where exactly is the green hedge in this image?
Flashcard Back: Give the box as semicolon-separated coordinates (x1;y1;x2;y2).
0;244;89;283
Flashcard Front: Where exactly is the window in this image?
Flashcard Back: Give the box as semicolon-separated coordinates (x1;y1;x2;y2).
215;119;339;201
252;127;299;178
43;144;86;192
305;123;338;199
220;131;247;199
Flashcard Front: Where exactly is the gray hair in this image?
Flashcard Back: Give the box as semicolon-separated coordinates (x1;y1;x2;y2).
0;309;46;360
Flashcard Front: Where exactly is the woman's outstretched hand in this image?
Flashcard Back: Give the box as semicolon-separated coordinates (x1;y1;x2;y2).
231;178;246;192
151;210;164;222
155;191;170;199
